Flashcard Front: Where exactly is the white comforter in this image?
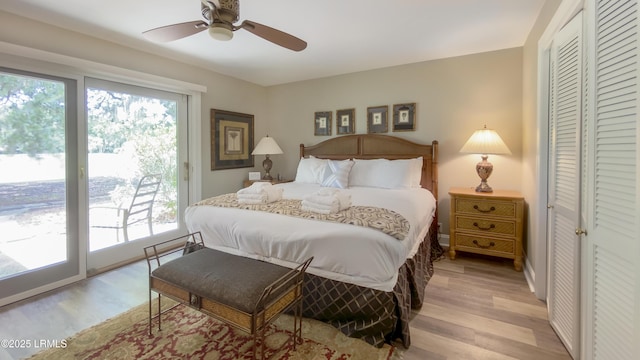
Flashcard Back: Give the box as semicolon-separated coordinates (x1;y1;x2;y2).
184;182;436;292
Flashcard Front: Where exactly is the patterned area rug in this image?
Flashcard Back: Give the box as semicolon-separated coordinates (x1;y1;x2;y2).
28;299;402;360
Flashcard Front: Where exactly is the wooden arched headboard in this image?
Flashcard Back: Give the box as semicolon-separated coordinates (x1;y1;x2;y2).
300;134;438;200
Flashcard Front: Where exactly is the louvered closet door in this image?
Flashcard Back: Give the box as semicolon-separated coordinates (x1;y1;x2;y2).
583;0;640;359
547;11;583;360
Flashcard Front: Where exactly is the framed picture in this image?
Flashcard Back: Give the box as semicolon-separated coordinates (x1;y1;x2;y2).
392;103;416;131
314;111;332;136
336;108;355;135
211;109;254;170
367;105;388;133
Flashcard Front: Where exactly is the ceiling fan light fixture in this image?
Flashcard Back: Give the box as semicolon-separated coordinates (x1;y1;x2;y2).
209;25;233;41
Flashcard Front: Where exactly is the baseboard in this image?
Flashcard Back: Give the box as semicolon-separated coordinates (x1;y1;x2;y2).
439;234;450;248
523;256;536;293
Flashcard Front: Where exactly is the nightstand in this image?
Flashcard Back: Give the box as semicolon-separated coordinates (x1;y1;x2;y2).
448;187;525;271
242;179;292;188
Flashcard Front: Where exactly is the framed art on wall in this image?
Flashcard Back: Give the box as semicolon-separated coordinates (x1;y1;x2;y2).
314;111;332;136
367;105;388;133
211;109;254;170
336;108;355;135
392;103;416;131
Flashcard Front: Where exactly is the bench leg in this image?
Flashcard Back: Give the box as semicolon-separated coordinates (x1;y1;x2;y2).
157;294;162;332
148;288;152;335
253;313;266;360
148;292;163;336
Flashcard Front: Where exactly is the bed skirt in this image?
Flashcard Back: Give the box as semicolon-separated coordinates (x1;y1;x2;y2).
297;222;443;348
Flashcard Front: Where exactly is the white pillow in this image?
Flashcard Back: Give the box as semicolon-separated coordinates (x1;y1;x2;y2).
294;156;327;184
321;159;354;189
385;157;423;188
349;157;423;189
407;157;423;188
349;159;388;187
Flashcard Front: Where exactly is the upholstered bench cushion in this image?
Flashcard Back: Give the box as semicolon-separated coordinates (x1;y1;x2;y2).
151;248;291;313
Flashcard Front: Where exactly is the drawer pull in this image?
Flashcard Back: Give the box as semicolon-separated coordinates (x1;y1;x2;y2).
473;205;496;213
472;240;495;249
473;222;496;231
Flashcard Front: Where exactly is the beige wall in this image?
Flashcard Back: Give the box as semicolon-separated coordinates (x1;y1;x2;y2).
521;0;562;293
0;10;268;199
266;48;524;233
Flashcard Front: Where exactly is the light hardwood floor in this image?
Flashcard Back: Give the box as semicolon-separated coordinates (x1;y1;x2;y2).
0;251;570;360
402;253;570;360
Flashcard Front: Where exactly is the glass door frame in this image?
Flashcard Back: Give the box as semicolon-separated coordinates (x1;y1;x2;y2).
0;48;203;306
0;66;85;307
84;77;191;273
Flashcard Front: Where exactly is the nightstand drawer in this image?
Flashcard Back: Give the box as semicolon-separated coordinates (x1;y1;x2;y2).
455;198;516;217
456;234;514;257
455;216;516;236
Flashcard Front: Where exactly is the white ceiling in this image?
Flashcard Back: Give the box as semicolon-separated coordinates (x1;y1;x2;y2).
0;0;547;86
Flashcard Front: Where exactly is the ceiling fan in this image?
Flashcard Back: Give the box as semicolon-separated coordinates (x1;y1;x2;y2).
142;0;307;51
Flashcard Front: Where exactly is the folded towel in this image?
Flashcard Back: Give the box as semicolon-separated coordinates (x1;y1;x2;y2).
237;184;283;204
302;189;351;214
316;187;340;196
301;202;339;214
237;181;272;195
309;191;351;209
303;194;337;207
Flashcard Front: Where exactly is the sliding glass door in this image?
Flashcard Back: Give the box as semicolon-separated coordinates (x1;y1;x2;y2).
0;64;193;304
85;78;189;272
0;68;80;303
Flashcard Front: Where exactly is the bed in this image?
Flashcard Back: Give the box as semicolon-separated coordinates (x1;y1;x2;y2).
185;134;442;348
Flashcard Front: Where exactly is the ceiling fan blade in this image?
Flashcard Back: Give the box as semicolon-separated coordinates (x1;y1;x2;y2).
240;20;307;51
143;20;208;42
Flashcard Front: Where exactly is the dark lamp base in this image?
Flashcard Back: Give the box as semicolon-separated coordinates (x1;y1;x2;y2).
262;155;273;180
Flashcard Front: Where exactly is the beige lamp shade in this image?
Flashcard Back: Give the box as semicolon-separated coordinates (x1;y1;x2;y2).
460;126;511;155
252;136;283;155
252;136;283;180
460;125;510;192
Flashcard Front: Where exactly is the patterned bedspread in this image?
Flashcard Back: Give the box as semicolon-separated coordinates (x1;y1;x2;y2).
194;193;409;240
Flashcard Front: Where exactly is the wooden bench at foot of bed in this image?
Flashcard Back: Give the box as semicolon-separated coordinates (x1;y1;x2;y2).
144;232;313;360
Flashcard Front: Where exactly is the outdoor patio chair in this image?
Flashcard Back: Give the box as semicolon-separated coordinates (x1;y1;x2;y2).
90;174;162;242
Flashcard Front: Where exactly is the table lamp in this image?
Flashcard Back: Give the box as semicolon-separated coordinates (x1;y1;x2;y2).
251;135;283;180
460;125;511;192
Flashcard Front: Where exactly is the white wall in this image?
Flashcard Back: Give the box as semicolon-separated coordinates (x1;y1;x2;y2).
265;48;524;233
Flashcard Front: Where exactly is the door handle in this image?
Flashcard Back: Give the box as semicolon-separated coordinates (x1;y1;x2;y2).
575;228;587;236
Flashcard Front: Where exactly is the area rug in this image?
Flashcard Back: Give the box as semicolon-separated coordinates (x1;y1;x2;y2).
29;299;402;360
